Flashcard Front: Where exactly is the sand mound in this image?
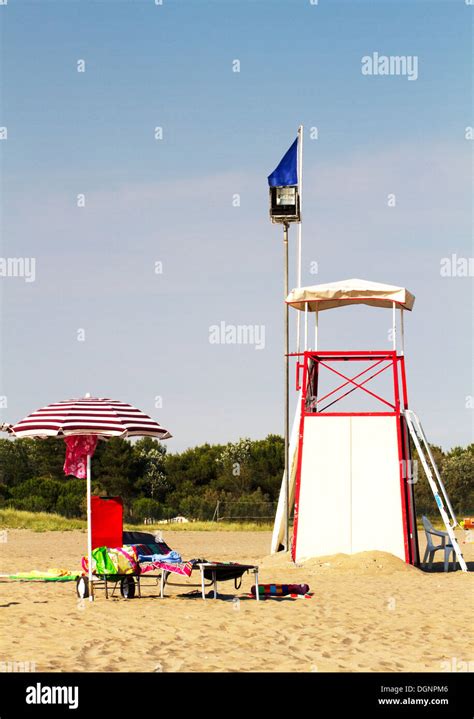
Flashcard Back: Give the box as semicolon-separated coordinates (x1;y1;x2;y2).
261;549;418;576
307;550;419;575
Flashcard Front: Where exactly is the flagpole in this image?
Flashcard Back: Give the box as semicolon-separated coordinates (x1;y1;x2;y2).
268;133;300;556
297;124;303;288
290;125;303;556
283;220;290;553
296;126;303;352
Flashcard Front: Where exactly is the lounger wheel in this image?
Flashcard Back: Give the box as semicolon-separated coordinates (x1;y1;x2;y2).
120;576;136;599
76;576;89;599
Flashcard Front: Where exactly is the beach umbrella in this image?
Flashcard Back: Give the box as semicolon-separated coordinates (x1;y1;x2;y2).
3;394;171;600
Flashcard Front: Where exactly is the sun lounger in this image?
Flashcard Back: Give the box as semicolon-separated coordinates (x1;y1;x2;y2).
77;532;259;600
153;560;260;600
134;544;259;600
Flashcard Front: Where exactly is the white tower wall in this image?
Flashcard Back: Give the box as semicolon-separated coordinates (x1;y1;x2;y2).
294;415;405;562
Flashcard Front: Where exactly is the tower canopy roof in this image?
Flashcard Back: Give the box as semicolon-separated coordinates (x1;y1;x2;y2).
286;278;415;312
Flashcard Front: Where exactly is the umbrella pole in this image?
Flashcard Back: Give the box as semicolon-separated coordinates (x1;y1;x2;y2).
86;454;94;601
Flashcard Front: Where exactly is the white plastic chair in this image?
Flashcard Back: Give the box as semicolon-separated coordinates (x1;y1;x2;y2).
421;515;456;572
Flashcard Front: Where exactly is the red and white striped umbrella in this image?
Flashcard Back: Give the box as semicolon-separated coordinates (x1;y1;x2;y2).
7;396;172;440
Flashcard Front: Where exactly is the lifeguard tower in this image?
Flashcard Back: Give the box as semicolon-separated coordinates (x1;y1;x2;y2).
271;278;467;571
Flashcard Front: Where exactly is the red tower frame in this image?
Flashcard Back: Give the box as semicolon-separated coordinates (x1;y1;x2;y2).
291;349;419;566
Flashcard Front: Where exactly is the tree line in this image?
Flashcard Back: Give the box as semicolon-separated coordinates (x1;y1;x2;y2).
0;435;472;522
0;435;284;522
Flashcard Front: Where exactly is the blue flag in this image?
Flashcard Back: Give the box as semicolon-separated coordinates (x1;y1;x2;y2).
267;137;298;187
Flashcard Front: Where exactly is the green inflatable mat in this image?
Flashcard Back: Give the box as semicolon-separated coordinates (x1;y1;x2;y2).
1;570;79;582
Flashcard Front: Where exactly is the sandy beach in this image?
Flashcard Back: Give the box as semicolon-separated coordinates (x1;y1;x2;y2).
1;529;473;673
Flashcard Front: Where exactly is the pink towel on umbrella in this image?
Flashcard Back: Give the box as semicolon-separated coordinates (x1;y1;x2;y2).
63;435;99;478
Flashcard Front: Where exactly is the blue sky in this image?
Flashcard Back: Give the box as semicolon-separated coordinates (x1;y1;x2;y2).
0;0;472;451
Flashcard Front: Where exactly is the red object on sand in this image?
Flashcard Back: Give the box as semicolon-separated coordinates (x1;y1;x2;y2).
250;583;310;598
91;496;123;550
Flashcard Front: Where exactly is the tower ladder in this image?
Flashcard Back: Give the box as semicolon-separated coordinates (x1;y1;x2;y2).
404;409;467;572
